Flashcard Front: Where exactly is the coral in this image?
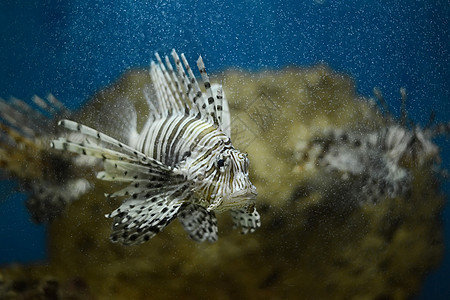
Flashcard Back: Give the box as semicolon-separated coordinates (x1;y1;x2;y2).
0;66;445;299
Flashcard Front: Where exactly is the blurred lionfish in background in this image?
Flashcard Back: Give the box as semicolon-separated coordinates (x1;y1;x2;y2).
0;94;91;223
295;88;450;205
51;50;260;245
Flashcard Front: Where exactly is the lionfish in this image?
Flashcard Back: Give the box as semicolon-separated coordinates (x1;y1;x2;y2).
51;50;260;245
0;94;91;222
295;88;449;204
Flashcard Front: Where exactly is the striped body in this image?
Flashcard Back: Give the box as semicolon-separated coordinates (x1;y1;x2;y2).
136;113;255;213
136;114;227;167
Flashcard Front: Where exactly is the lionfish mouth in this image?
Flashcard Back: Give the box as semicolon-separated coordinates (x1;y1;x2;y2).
230;186;257;201
210;187;257;213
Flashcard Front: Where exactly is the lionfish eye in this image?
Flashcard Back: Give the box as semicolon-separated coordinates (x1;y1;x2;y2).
216;154;229;171
217;159;225;168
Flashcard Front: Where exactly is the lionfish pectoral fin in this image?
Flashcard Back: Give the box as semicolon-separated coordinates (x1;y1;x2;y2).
98;158;181;183
230;208;261;234
106;194;185;245
52;119;168;167
177;203;218;242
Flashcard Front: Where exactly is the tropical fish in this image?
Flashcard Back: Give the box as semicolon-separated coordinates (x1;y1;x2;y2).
0;94;91;222
295;88;449;204
51;50;260;245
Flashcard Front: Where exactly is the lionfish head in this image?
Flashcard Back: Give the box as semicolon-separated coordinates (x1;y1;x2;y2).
407;127;440;164
385;125;439;166
191;145;257;213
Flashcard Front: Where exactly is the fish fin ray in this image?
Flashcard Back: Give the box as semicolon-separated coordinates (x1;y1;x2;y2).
57;119;150;161
106;190;187;245
178;203;218;242
196;56;222;127
171;50;201;116
213;83;231;137
230;208;261;234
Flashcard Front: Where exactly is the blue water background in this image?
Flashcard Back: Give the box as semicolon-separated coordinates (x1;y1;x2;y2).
0;1;448;298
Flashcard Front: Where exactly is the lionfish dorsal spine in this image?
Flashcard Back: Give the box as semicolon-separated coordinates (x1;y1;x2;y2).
154;52;186;114
213;85;225;131
196;55;221;127
180;52;209;120
170;49;201;117
216;84;231;137
150;61;171;117
150;50;231;137
164;54;191;115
